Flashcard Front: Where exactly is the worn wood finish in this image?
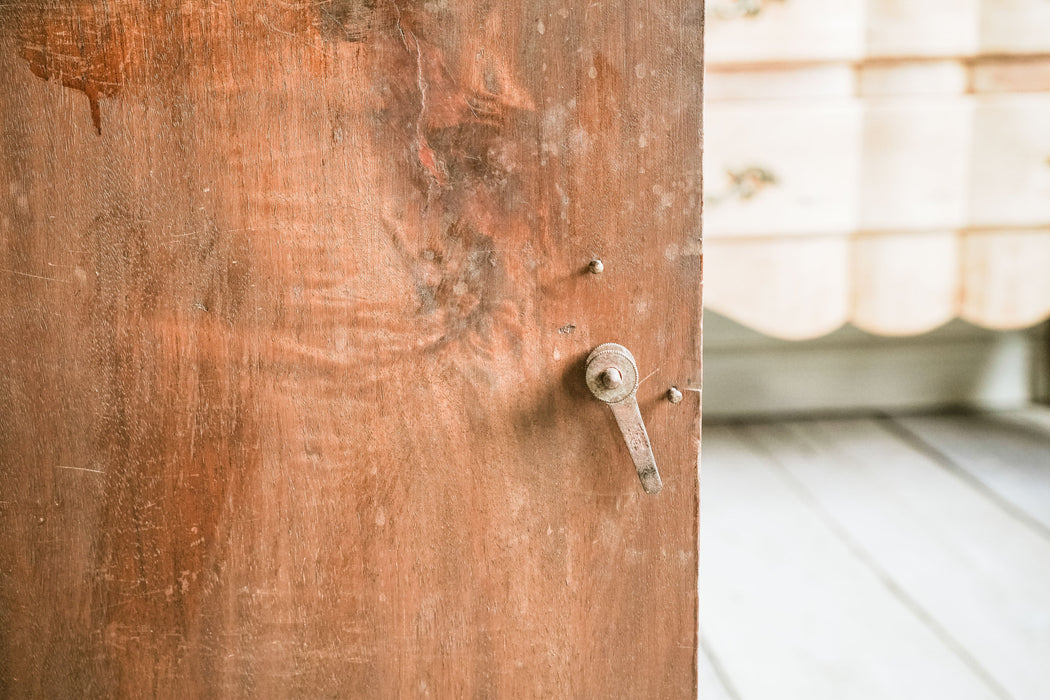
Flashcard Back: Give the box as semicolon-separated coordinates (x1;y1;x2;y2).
0;3;703;697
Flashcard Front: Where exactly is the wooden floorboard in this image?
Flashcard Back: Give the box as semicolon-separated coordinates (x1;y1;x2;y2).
893;408;1050;534
1009;405;1050;433
699;425;1001;700
746;418;1050;699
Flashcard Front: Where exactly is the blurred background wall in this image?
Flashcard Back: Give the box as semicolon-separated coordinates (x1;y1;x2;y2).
702;0;1050;417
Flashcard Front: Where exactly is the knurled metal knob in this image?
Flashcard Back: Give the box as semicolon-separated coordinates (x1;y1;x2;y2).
585;343;663;495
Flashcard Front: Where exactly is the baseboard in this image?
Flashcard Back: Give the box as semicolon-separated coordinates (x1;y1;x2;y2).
703;313;1050;419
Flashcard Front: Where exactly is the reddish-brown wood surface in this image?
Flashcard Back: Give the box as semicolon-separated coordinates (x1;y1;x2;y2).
0;2;703;696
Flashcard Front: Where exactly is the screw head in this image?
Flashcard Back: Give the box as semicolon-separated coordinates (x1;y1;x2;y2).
667;386;684;404
600;367;624;389
588;259;604;274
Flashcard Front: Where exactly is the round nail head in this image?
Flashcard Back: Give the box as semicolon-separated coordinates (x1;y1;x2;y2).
589;259;604;274
667;387;684;404
585;343;639;404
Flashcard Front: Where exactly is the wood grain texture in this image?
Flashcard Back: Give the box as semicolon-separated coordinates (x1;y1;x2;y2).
0;2;703;697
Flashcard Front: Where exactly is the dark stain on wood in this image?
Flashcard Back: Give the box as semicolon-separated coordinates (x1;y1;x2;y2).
19;3;128;134
317;0;383;43
348;4;538;363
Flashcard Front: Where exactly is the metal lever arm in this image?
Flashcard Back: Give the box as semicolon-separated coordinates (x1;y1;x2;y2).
585;343;663;495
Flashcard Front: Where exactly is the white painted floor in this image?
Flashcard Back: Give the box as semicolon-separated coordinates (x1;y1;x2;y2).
699;407;1050;700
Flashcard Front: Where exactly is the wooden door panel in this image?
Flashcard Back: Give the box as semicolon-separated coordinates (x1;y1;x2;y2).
0;2;702;697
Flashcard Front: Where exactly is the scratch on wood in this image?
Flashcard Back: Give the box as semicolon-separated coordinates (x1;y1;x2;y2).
638;368;660;387
56;465;105;474
2;268;69;283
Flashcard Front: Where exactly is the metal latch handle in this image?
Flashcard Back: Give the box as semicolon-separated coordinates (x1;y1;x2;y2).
585;343;663;495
